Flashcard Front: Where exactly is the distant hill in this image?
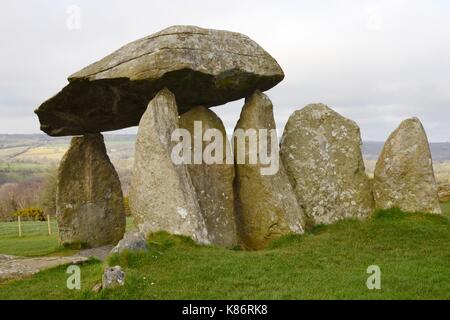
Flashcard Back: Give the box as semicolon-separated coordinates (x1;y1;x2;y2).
0;134;135;186
363;141;450;162
1;134;449;185
1;134;449;162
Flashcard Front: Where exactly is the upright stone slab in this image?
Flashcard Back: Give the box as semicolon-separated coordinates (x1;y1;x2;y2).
129;89;209;244
373;118;441;214
280;104;374;226
179;107;238;247
234;90;304;250
56;133;126;247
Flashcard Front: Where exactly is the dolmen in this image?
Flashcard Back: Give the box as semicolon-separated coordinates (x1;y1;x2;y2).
36;25;442;250
36;25;296;249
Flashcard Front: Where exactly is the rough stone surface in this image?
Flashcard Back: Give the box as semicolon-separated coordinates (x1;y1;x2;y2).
438;183;450;203
234;91;305;250
129;89;209;244
35;25;285;136
0;254;88;283
280;104;374;226
111;231;148;254
76;245;114;261
373;118;441;214
102;266;125;290
56;133;126;247
179;107;238;247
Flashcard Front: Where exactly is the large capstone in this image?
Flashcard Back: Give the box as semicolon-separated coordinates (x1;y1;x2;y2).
35;25;284;136
129;88;209;244
56;133;126;247
373;118;441;214
280;104;374;226
234;90;305;250
179;107;238;247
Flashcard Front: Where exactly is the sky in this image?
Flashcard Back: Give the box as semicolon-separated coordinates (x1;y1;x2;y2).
0;0;449;142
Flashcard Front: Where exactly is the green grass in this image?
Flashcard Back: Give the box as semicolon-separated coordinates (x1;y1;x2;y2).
0;220;68;257
441;201;450;219
0;162;51;171
0;217;136;257
1;207;450;300
0;162;52;182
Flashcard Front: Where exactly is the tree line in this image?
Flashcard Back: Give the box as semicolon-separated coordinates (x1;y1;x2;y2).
0;168;57;222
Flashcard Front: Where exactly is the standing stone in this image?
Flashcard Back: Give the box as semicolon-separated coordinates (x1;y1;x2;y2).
280;104;374;226
129;88;209;244
179;107;238;247
234;90;305;250
56;133;126;247
373;118;441;214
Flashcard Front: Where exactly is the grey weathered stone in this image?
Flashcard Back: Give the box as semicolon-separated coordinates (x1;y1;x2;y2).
35;25;285;136
0;254;88;283
76;245;114;261
129;88;209;244
56;133;126;247
179;107;238;247
102;266;125;290
438;183;450;203
234;90;305;250
373;118;441;214
280;104;374;226
111;231;148;254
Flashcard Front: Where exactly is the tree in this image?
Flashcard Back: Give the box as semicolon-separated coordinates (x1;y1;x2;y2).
39;166;58;217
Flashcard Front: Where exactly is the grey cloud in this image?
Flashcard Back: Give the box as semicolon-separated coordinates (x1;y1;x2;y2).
0;0;449;141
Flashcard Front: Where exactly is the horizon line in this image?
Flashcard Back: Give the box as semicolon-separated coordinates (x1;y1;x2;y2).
0;133;449;144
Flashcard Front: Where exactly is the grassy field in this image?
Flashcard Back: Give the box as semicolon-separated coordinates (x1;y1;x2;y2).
0;217;136;257
0;219;71;257
1;205;449;300
442;201;450;219
0;162;53;183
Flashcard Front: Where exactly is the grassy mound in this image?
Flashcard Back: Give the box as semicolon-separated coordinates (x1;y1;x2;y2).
1;206;450;300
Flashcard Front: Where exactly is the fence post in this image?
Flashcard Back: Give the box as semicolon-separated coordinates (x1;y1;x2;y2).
18;216;22;237
47;214;52;236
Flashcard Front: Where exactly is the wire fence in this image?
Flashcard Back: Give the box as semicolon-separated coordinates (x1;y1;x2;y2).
0;217;135;239
0;218;58;239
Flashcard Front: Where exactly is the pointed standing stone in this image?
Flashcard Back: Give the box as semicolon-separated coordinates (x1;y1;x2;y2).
373;118;441;214
280;104;374;226
234;90;305;250
129;89;209;244
179;107;238;247
56;133;126;247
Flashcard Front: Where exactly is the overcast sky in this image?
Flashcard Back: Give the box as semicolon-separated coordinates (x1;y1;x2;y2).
1;0;449;141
